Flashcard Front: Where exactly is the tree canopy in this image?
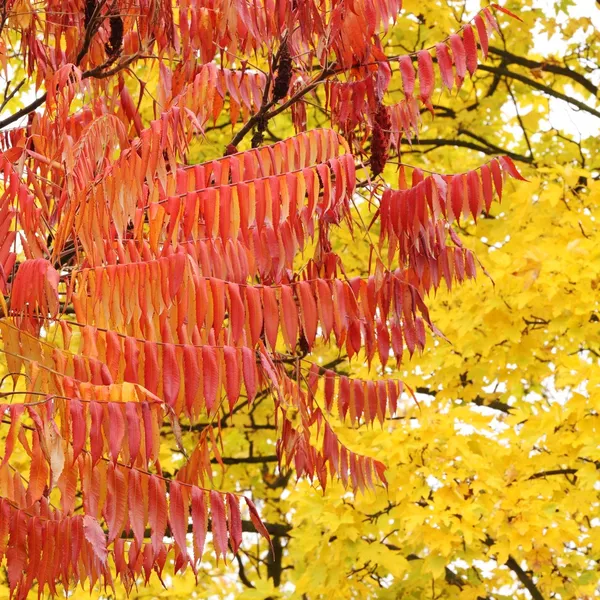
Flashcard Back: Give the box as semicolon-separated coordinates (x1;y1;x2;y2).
0;0;599;598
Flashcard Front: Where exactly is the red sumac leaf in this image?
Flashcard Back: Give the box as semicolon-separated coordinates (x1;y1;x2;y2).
315;279;334;340
107;403;125;462
129;468;146;547
202;346;219;414
491;3;523;22
124;336;139;383
398;55;415;97
242;347;257;403
451;174;465;222
245;285;263;346
70;399;85;462
210;490;228;562
480;164;494;212
83;515;108;564
191;487;208;562
435;43;454;90
490;158;503;199
226;493;242;554
262;286;279;349
162;343;180;408
298;280;317;347
467;170;482;219
90;401;104;465
462;25;478;75
244;497;272;551
169;481;189;561
280;285;298;351
144;341;159;394
449;34;467;82
227;283;245;343
417;50;434;105
149;475;168;557
183;345;201;417
223;346;241;412
483;6;501;33
499;155;527;181
474;15;489;59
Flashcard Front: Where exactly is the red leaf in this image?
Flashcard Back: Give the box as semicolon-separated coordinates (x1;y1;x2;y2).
183;345;201;417
226;493;243;554
6;509;26;594
169;481;189;562
10;259;60;332
298;280;318;347
244;497;272;551
129;468;146;547
280;285;298;351
124;336;139;383
27;431;48;505
417;50;434;105
480;164;494;212
162;343;180;408
462;25;478;75
245;285;263;345
483;7;501;33
106;330;121;380
465;250;477;278
69;400;85;462
0;500;10;564
499;155;528;181
449;34;467;83
435;43;454;90
490;159;503;199
144;341;159;394
467;170;482;219
202;346;219;414
191;487;208;562
474;15;489;59
1;405;23;467
491;3;523;22
107;403;125;462
107;467;127;542
223;346;241;413
210;490;228;562
125;402;141;464
148;475;167;557
262;286;279;349
242;347;257;403
451;174;465;222
90;401;104;465
227;283;245;343
398;55;415;97
83;515;108;564
315;280;334;340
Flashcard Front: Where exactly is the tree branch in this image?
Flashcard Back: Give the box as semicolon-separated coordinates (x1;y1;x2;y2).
211;455;279;465
505;556;545;600
505;80;535;163
528;468;577;480
488;46;598;97
235;553;256;588
228;66;333;149
478;64;600;120
129;519;293;541
400;137;534;164
0;49;142;130
0;94;47;129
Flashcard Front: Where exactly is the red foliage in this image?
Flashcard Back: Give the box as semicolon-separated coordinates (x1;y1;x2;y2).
0;0;525;596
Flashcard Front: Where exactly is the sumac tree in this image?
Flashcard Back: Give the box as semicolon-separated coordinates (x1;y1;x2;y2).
0;0;526;597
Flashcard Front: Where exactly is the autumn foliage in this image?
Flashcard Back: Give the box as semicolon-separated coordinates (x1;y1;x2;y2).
0;0;538;597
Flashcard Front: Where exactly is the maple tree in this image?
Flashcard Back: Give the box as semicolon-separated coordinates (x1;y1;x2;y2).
0;0;598;597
